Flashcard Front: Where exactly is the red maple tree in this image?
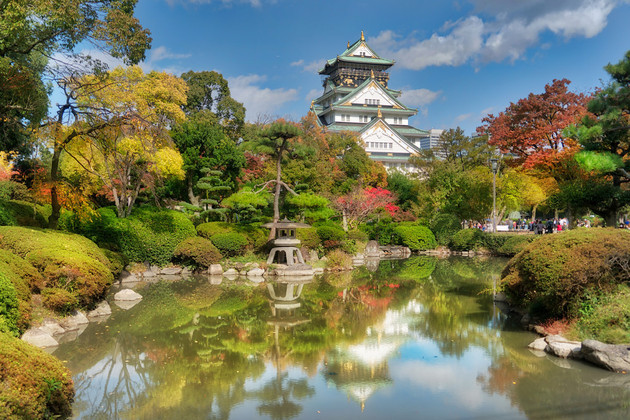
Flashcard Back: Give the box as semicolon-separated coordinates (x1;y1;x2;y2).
478;79;591;170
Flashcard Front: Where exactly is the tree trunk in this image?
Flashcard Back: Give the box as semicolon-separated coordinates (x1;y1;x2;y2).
604;210;619;228
342;209;348;232
48;144;63;229
187;175;199;206
269;154;282;241
531;204;538;222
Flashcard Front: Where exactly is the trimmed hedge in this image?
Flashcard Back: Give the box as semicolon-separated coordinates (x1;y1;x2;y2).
0;332;74;419
0;250;40;332
496;235;537;256
173;237;223;268
197;221;268;251
450;228;486;251
501;228;630;319
430;213;461;246
393;224;437;251
0;274;19;336
64;206;197;266
0;200;50;228
0;227;115;312
209;232;249;257
297;227;320;249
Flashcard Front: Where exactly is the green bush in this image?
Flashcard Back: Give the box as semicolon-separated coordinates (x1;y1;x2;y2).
173;237;223;268
210;232;249;257
41;288;79;314
0;332;74;419
360;219;401;245
430;213;461;246
393;224;437;251
0;274;19;336
297;227;320;248
0;251;40;332
197;221;268;251
347;229;369;242
325;249;353;270
196;221;233;239
0;227;115;312
316;225;346;242
502;228;630;319
450;228;486;251
496;235;537;256
569;285;630;344
100;248;127;277
0;200;50;228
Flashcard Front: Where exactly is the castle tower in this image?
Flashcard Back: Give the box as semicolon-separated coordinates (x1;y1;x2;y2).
311;32;429;171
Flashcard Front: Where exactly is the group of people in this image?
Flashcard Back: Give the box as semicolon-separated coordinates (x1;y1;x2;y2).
469;218;570;233
529;219;568;235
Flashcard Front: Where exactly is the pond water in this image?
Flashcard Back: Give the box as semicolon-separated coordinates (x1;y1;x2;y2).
54;256;630;419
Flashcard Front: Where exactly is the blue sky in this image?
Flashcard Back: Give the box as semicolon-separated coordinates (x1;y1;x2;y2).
102;0;630;135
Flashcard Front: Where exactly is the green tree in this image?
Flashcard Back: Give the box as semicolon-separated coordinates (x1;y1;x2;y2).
570;50;630;226
196;168;231;221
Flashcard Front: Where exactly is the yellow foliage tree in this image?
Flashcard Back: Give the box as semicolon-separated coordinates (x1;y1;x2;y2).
48;66;187;219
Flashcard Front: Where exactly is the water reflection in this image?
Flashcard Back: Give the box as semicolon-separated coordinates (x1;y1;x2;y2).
54;257;630;419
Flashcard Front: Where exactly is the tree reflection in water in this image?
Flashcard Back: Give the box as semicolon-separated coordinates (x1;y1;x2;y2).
54;256;630;419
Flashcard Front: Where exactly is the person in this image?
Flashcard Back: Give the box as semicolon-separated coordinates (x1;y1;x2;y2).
545;219;554;234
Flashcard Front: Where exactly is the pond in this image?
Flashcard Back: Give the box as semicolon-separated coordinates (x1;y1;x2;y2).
54;256;630;419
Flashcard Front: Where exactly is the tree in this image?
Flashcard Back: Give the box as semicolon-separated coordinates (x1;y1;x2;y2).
222;187;270;223
171;118;244;205
479;79;590;170
180;71;246;139
57;66;188;218
0;0;151;153
569;50;630;226
196;168;231;221
245;121;303;237
332;186;398;231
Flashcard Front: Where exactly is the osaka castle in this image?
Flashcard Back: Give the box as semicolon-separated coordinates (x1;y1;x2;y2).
310;31;429;171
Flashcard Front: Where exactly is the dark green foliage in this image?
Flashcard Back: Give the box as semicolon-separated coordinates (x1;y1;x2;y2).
347;229;368;242
209;232;249;256
0;332;74;419
430;213;461;246
502;228;630;319
316;225;346;242
393;224;437;251
197;221;268;251
196;221;232;239
41;288;79;314
0;274;19;336
0;200;49;227
296;227;320;249
99;248;127;277
173;237;223;268
360;218;401;245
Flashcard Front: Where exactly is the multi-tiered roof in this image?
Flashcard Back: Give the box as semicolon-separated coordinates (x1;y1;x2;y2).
311;32;428;170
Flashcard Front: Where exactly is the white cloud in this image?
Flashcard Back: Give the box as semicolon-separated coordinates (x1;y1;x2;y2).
140;46;191;74
305;88;320;101
291;59;324;73
399;88;442;116
228;74;298;121
368;0;622;70
455;113;473;122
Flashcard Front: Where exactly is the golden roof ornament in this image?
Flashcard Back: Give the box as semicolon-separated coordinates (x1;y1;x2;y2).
371;69;375;79
361;30;365;41
377;106;382;118
347;41;350;48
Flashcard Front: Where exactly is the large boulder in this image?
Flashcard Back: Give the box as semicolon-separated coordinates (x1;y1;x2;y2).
114;289;142;301
87;301;112;318
544;335;582;359
581;340;630;373
21;328;58;348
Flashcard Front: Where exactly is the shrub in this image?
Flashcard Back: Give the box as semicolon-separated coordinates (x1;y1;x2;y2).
210;232;249;257
173;237;223;268
0;332;74;419
450;228;486;251
430;213;461;246
0;252;36;333
316;225;346;242
325;249;353;270
502;228;630;319
297;227;320;248
100;248;127;277
360;219;401;245
0;200;50;228
41;288;79;314
197;221;232;239
347;229;369;242
569;285;630;344
393;224;437;251
496;235;537;256
0;274;19;336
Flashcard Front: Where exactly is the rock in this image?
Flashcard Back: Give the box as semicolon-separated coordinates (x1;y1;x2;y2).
142;269;157;278
181;267;192;276
209;275;223;285
520;313;531;324
40;319;65;336
309;250;319;262
528;337;548;351
223;268;238;276
58;310;89;332
545;335;582;358
533;325;547;336
209;264;223;275
364;240;380;257
87;301;112;318
247;268;265;277
160;266;182;275
114;299;140;310
114;289;143;301
22;328;58;348
493;292;507;302
245;262;260;269
120;270;140;284
581;340;630;373
313;267;325;274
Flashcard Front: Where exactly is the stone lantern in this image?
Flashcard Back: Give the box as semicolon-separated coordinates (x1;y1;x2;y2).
262;218;311;266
